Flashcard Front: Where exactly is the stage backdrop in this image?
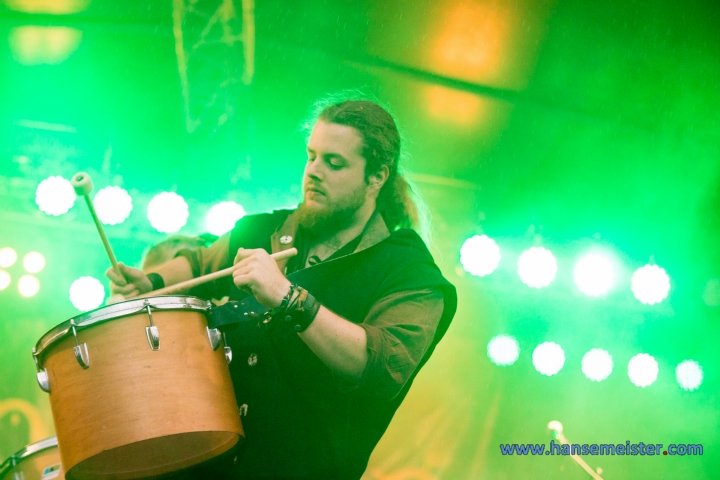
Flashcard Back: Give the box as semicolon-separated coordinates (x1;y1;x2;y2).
1;1;718;479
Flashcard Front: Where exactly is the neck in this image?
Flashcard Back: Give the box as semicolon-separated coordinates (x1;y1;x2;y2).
315;200;376;248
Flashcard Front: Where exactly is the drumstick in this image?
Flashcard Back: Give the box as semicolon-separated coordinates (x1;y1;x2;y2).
144;247;298;297
71;172;121;276
548;421;604;480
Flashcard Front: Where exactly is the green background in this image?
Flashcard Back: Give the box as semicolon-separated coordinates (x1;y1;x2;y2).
1;0;718;478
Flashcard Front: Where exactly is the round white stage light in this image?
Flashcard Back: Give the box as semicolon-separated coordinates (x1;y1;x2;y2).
206;201;247;236
532;342;565;376
147;192;189;233
628;353;659;388
487;334;520;366
94;186;133;225
460;234;501;277
69;276;106;312
36;176;76;216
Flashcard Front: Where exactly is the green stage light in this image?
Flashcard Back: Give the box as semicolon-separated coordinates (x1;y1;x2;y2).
487;334;519;366
581;348;613;382
532;342;565;376
631;264;670;305
628;353;658;388
0;270;10;290
23;251;46;273
147;192;189;233
675;360;703;392
460;234;500;277
94;186;133;225
574;253;614;297
0;247;17;268
35;176;76;216
18;275;40;297
517;246;557;288
69;276;105;312
206;201;247;236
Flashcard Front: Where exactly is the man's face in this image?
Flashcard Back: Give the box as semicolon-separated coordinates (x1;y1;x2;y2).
297;120;370;233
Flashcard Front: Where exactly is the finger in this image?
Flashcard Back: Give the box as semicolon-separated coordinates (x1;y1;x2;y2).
232;264;251;276
232;272;253;289
119;263;146;282
106;267;127;286
125;289;140;299
234;248;252;265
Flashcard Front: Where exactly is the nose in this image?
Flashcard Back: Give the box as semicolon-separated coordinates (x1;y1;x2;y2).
304;157;323;182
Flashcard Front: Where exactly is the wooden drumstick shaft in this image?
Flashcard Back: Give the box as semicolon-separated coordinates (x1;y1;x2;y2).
145;248;298;297
71;172;121;276
83;196;120;273
548;421;604;480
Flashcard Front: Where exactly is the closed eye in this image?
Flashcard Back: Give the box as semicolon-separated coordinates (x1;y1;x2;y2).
326;159;343;170
324;154;346;170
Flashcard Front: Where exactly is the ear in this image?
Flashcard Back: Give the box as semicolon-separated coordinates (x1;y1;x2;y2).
368;165;390;189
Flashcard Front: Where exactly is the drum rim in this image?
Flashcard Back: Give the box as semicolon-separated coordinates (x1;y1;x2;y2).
0;436;58;476
33;295;211;365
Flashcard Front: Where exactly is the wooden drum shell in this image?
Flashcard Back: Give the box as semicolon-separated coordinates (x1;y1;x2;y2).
41;308;243;480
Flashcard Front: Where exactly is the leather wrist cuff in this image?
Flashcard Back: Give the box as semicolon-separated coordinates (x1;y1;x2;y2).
283;287;320;332
147;272;165;291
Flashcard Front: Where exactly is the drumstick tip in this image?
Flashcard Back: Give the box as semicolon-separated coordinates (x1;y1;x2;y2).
71;171;93;195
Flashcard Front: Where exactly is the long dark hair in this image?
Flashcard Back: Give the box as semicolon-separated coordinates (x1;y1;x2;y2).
305;96;420;232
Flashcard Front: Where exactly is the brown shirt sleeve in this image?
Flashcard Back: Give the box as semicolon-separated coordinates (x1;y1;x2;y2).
336;288;444;400
175;233;232;277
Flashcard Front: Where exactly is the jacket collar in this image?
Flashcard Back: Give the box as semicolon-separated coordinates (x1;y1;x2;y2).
270;209;390;272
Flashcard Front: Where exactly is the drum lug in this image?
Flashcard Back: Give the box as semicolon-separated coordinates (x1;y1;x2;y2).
36;368;51;393
146;326;160;351
207;327;222;351
74;343;91;369
144;301;160;351
70;322;90;369
223;332;232;364
32;347;51;392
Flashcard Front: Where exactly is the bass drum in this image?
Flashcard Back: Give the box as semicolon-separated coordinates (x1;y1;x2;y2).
32;296;243;480
0;437;63;480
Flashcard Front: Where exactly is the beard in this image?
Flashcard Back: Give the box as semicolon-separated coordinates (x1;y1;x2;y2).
296;185;367;238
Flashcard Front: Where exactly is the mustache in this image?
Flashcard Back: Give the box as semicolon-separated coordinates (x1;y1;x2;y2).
304;183;326;195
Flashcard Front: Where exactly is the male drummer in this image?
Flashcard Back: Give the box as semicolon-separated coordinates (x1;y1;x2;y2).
106;98;457;480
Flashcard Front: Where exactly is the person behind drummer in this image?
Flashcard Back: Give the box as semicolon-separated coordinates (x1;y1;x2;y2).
108;233;221;302
106;97;457;480
140;233;218;272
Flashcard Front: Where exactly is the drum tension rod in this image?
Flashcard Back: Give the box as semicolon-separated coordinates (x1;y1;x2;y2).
71;320;90;369
144;300;160;351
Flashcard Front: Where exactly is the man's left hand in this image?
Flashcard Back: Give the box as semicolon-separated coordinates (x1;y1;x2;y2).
232;248;292;308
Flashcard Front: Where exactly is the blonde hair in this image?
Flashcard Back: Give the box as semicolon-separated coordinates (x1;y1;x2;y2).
141;235;215;271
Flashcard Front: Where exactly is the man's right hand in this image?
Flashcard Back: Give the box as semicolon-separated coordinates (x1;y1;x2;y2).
105;262;153;299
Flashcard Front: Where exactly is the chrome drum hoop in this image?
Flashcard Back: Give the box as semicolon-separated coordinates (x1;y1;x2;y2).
33;296;212;368
0;437;59;478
